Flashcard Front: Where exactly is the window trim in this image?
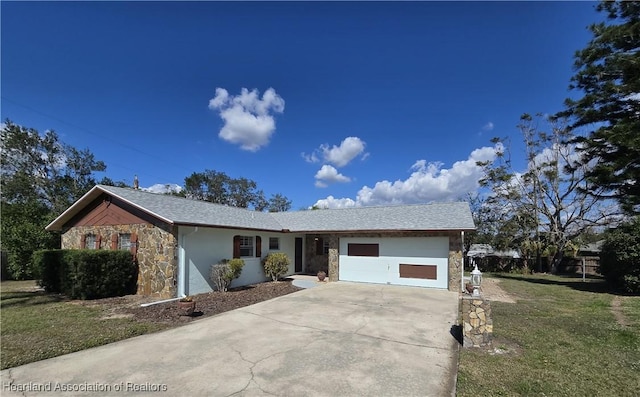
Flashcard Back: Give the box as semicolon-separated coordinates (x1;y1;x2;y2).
269;237;280;250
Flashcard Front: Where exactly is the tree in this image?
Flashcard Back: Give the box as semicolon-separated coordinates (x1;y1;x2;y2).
558;1;640;213
478;114;620;274
183;169;291;211
599;217;640;293
1;120;107;278
267;193;292;212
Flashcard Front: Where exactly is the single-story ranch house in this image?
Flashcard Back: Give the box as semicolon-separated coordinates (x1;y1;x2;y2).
46;185;476;299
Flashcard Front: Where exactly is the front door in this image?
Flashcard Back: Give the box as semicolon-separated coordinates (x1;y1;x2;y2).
295;237;303;273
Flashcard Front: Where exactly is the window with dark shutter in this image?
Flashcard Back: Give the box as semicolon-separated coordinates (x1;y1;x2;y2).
256;236;262;257
233;235;241;258
130;233;138;256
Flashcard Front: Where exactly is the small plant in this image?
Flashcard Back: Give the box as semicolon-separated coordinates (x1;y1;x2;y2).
210;258;245;292
179;296;193;302
262;252;290;282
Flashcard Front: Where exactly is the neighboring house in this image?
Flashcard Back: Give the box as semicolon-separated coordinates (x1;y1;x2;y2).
467;244;521;260
46;185;475;298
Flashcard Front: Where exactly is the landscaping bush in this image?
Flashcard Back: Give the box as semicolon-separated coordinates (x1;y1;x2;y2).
262;252;290;281
32;249;138;299
599;218;640;294
210;258;245;292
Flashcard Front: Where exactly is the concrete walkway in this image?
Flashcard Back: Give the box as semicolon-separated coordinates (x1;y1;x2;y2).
1;282;460;397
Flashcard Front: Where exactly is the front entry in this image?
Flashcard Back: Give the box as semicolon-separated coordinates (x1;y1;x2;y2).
295;237;303;272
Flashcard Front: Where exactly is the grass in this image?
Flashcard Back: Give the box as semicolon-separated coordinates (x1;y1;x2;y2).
457;273;640;397
0;280;169;370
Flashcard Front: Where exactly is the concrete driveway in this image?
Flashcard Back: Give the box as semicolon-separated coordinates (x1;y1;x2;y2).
1;282;460;397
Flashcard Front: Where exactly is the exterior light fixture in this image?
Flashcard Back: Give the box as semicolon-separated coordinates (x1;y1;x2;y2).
471;264;482;297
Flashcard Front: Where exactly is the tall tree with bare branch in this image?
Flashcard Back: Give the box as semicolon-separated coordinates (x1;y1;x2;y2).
478;114;621;273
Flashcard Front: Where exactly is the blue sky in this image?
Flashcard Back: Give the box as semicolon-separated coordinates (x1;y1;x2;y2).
1;1;602;210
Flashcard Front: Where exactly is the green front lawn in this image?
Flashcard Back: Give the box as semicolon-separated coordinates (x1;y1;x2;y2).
457;274;640;396
0;280;168;370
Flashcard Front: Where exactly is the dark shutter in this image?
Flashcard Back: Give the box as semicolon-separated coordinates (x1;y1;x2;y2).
315;238;324;256
256;236;262;257
233;235;241;259
130;232;138;256
111;234;118;250
80;234;86;249
96;235;102;250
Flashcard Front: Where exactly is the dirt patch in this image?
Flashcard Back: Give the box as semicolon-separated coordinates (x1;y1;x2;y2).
611;296;630;327
478;278;516;303
76;279;302;326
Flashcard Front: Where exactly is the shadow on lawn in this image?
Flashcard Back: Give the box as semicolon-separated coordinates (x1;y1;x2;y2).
493;273;636;296
0;291;67;309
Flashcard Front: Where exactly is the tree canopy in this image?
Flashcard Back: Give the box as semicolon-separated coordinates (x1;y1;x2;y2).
558;1;640;213
183;169;291;212
1;120;108;278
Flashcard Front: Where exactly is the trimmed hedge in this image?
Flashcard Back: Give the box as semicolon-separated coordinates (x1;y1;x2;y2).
32;249;138;299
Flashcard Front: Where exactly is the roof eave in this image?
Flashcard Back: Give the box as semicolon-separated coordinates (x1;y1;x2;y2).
285;227;476;234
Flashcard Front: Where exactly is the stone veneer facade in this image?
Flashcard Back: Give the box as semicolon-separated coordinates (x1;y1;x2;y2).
61;223;179;298
461;296;493;347
304;231;464;291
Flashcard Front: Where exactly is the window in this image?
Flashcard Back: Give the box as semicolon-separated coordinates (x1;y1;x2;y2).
118;233;131;250
323;239;330;254
239;236;253;257
85;234;97;249
269;237;280;250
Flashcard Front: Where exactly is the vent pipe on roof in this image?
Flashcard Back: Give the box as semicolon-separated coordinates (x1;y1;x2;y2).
133;175;139;190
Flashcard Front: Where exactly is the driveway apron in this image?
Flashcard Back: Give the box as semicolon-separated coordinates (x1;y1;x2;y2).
1;282;460;397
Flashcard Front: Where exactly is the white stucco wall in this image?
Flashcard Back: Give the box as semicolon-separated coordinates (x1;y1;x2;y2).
178;226;304;295
339;236;449;289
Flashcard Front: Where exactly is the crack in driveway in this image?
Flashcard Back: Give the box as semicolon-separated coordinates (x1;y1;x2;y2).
240;309;450;351
226;340;318;397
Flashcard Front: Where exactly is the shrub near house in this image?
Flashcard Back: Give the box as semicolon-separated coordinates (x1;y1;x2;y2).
262;252;290;281
32;249;137;299
210;258;245;292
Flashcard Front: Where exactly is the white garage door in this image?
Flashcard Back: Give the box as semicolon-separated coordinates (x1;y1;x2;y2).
339;237;449;289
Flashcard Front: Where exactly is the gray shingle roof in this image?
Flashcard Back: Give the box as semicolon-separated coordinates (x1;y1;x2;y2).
46;185;476;232
271;202;475;232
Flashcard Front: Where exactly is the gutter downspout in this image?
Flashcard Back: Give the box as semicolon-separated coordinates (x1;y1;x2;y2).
461;231;465;292
178;226;199;297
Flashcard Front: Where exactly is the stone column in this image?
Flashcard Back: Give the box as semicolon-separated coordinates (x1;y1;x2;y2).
448;232;463;292
328;235;339;282
461;295;493;348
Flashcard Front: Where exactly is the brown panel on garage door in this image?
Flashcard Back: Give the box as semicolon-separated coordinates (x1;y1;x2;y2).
399;264;437;280
347;243;379;257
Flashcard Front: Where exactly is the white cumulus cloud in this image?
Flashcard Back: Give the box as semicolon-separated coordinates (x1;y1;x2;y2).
314;165;351;188
142;184;183;194
303;136;367;167
208;87;285;152
313;144;501;208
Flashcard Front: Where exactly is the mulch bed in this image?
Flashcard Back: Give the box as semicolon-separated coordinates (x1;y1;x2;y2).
105;279;303;325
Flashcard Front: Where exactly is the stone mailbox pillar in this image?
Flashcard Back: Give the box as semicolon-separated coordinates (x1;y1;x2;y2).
461;295;493;348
